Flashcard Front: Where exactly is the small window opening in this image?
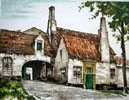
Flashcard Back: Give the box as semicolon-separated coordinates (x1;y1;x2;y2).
110;69;115;79
37;42;42;50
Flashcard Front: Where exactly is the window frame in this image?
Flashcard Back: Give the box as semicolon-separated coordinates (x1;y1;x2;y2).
37;41;42;51
2;57;12;68
73;66;82;83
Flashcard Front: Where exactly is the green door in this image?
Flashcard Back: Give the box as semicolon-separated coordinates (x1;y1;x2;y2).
23;67;26;79
86;74;93;89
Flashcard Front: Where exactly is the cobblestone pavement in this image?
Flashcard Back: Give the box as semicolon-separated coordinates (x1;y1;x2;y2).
23;80;129;100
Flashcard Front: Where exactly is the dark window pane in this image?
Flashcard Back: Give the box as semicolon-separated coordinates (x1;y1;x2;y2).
110;69;115;79
37;42;42;50
87;67;93;73
2;57;12;68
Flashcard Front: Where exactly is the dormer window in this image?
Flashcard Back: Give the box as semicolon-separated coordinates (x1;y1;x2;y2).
35;34;44;55
37;41;42;50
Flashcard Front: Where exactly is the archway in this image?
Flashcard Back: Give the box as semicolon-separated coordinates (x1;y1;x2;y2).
22;60;53;80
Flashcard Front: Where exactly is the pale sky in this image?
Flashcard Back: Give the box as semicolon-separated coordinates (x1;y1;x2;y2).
0;0;129;59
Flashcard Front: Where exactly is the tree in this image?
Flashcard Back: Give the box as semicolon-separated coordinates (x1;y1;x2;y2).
79;2;129;93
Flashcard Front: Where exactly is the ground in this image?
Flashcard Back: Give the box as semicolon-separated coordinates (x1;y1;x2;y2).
23;80;129;100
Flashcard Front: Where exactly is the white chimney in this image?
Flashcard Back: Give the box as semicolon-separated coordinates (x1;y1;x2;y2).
47;6;57;44
99;17;110;62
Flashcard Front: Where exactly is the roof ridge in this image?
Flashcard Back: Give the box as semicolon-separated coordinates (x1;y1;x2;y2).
23;27;46;33
57;27;98;36
1;29;38;36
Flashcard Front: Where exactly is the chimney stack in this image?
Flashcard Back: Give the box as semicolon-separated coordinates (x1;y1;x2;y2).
99;17;110;62
49;6;55;20
47;6;57;50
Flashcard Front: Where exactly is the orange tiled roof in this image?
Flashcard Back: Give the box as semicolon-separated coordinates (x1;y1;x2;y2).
63;36;100;61
55;27;115;60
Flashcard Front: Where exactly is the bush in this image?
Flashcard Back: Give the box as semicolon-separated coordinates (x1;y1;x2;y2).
0;80;35;100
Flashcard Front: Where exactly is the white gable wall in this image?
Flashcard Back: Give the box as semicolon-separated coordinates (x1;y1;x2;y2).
54;38;69;81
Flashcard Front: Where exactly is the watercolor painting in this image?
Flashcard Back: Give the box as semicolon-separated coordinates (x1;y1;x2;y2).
0;0;129;100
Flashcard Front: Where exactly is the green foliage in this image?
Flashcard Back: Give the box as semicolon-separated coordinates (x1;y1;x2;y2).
113;34;121;41
80;2;129;41
0;80;35;100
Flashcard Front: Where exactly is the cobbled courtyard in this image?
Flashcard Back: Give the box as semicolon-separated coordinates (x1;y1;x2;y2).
23;80;129;100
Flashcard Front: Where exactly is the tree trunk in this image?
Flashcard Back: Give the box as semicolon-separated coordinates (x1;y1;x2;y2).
121;22;128;93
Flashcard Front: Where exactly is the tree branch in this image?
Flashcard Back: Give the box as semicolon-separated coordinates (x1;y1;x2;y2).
117;27;122;34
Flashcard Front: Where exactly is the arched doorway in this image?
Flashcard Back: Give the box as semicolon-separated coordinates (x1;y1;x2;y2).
22;60;53;80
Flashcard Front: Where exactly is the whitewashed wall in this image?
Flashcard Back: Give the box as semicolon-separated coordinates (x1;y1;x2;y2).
110;63;117;84
68;59;83;84
0;53;50;76
96;62;110;84
96;62;117;85
54;38;69;80
116;66;129;88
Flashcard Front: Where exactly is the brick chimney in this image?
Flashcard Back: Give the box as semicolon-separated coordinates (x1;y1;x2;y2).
99;17;110;62
47;6;57;50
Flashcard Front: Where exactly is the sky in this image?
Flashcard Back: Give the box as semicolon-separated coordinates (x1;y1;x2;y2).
0;0;129;59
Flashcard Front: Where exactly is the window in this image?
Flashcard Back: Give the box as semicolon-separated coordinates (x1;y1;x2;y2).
110;69;115;79
2;57;12;68
60;50;62;59
73;66;82;83
37;42;42;50
86;67;93;73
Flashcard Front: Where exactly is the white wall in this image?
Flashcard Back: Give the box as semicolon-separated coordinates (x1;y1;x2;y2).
55;38;69;77
68;59;83;84
96;62;110;84
0;53;51;76
116;67;129;88
96;62;117;85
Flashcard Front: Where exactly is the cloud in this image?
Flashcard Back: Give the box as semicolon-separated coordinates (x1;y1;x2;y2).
1;0;75;19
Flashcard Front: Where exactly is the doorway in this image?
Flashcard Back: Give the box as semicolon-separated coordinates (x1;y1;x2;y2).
86;74;93;89
22;60;53;80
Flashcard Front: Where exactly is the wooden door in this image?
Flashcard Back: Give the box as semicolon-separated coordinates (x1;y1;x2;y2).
86;74;93;89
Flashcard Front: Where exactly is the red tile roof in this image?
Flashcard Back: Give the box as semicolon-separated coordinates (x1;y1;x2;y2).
115;56;129;66
63;36;100;61
0;29;54;56
56;27;115;61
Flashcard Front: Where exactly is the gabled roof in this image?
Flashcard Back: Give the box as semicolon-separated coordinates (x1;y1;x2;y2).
23;27;43;35
0;29;54;56
55;27;115;61
63;36;100;61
